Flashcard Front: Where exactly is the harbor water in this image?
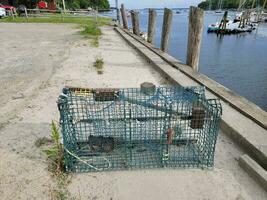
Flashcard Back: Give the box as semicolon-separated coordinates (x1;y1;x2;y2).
105;9;267;111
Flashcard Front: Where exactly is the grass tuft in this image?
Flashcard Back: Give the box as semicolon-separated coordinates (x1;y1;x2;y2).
43;121;75;200
35;137;53;147
43;121;65;174
93;56;104;74
81;25;101;36
90;36;99;47
0;15;110;26
80;25;101;48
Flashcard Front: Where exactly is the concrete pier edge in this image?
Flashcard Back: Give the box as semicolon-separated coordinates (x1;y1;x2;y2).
114;26;267;170
239;154;267;192
116;27;267;131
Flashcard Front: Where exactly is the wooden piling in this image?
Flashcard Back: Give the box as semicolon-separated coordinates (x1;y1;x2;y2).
60;9;64;22
147;9;157;44
239;11;247;28
120;4;128;29
131;11;140;36
62;0;66;13
219;11;228;33
24;7;28;22
186;6;204;71
160;8;173;52
115;0;120;24
94;8;98;27
11;10;14;20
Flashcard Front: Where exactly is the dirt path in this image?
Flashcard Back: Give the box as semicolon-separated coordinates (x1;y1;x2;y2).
0;23;78;128
0;23;266;200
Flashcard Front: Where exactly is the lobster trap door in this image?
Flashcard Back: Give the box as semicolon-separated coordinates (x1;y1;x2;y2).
66;89;130;171
159;91;206;168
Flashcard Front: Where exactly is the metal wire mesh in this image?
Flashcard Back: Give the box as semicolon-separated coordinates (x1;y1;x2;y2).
58;86;222;172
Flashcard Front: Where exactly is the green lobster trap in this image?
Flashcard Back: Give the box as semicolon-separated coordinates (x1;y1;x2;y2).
58;85;222;172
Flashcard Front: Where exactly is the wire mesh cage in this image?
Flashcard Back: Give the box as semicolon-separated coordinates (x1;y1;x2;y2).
58;86;222;172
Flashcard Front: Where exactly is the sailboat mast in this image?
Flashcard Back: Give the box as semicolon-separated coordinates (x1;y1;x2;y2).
251;0;256;8
217;0;223;10
238;0;247;11
209;0;212;11
238;0;242;10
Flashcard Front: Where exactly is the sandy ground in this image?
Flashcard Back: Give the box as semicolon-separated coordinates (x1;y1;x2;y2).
0;23;266;200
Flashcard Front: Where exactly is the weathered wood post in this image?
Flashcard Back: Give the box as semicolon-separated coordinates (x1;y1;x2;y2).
115;0;120;24
120;4;128;29
147;9;157;44
24;7;29;22
60;9;64;22
186;6;204;71
11;10;14;20
131;11;140;36
160;8;173;52
219;11;228;32
62;0;66;14
238;13;243;28
94;8;98;28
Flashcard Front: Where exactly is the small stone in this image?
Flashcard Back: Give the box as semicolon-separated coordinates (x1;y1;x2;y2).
12;93;24;100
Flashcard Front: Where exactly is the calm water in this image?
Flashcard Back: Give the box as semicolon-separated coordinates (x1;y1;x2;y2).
105;10;267;111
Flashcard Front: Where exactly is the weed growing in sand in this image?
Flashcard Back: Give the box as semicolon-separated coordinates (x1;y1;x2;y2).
91;36;99;47
43;121;64;174
44;121;74;200
81;25;101;48
49;173;72;200
81;25;101;37
35;137;53;147
93;56;104;74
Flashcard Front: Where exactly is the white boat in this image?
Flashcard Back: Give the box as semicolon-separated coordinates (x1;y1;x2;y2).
208;19;257;34
234;12;243;22
140;32;148;41
262;12;267;22
214;10;223;14
250;11;259;23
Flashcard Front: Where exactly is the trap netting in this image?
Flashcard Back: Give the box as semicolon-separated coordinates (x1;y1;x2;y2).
58;86;222;172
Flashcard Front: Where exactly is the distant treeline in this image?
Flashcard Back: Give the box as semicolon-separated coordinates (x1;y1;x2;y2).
198;0;266;10
1;0;110;10
61;0;110;10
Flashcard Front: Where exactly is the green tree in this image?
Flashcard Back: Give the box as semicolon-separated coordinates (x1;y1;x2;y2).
198;0;266;10
80;0;89;8
64;0;110;10
88;0;110;10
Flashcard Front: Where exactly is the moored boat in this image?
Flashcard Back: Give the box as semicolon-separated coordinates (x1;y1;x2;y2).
208;20;257;34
